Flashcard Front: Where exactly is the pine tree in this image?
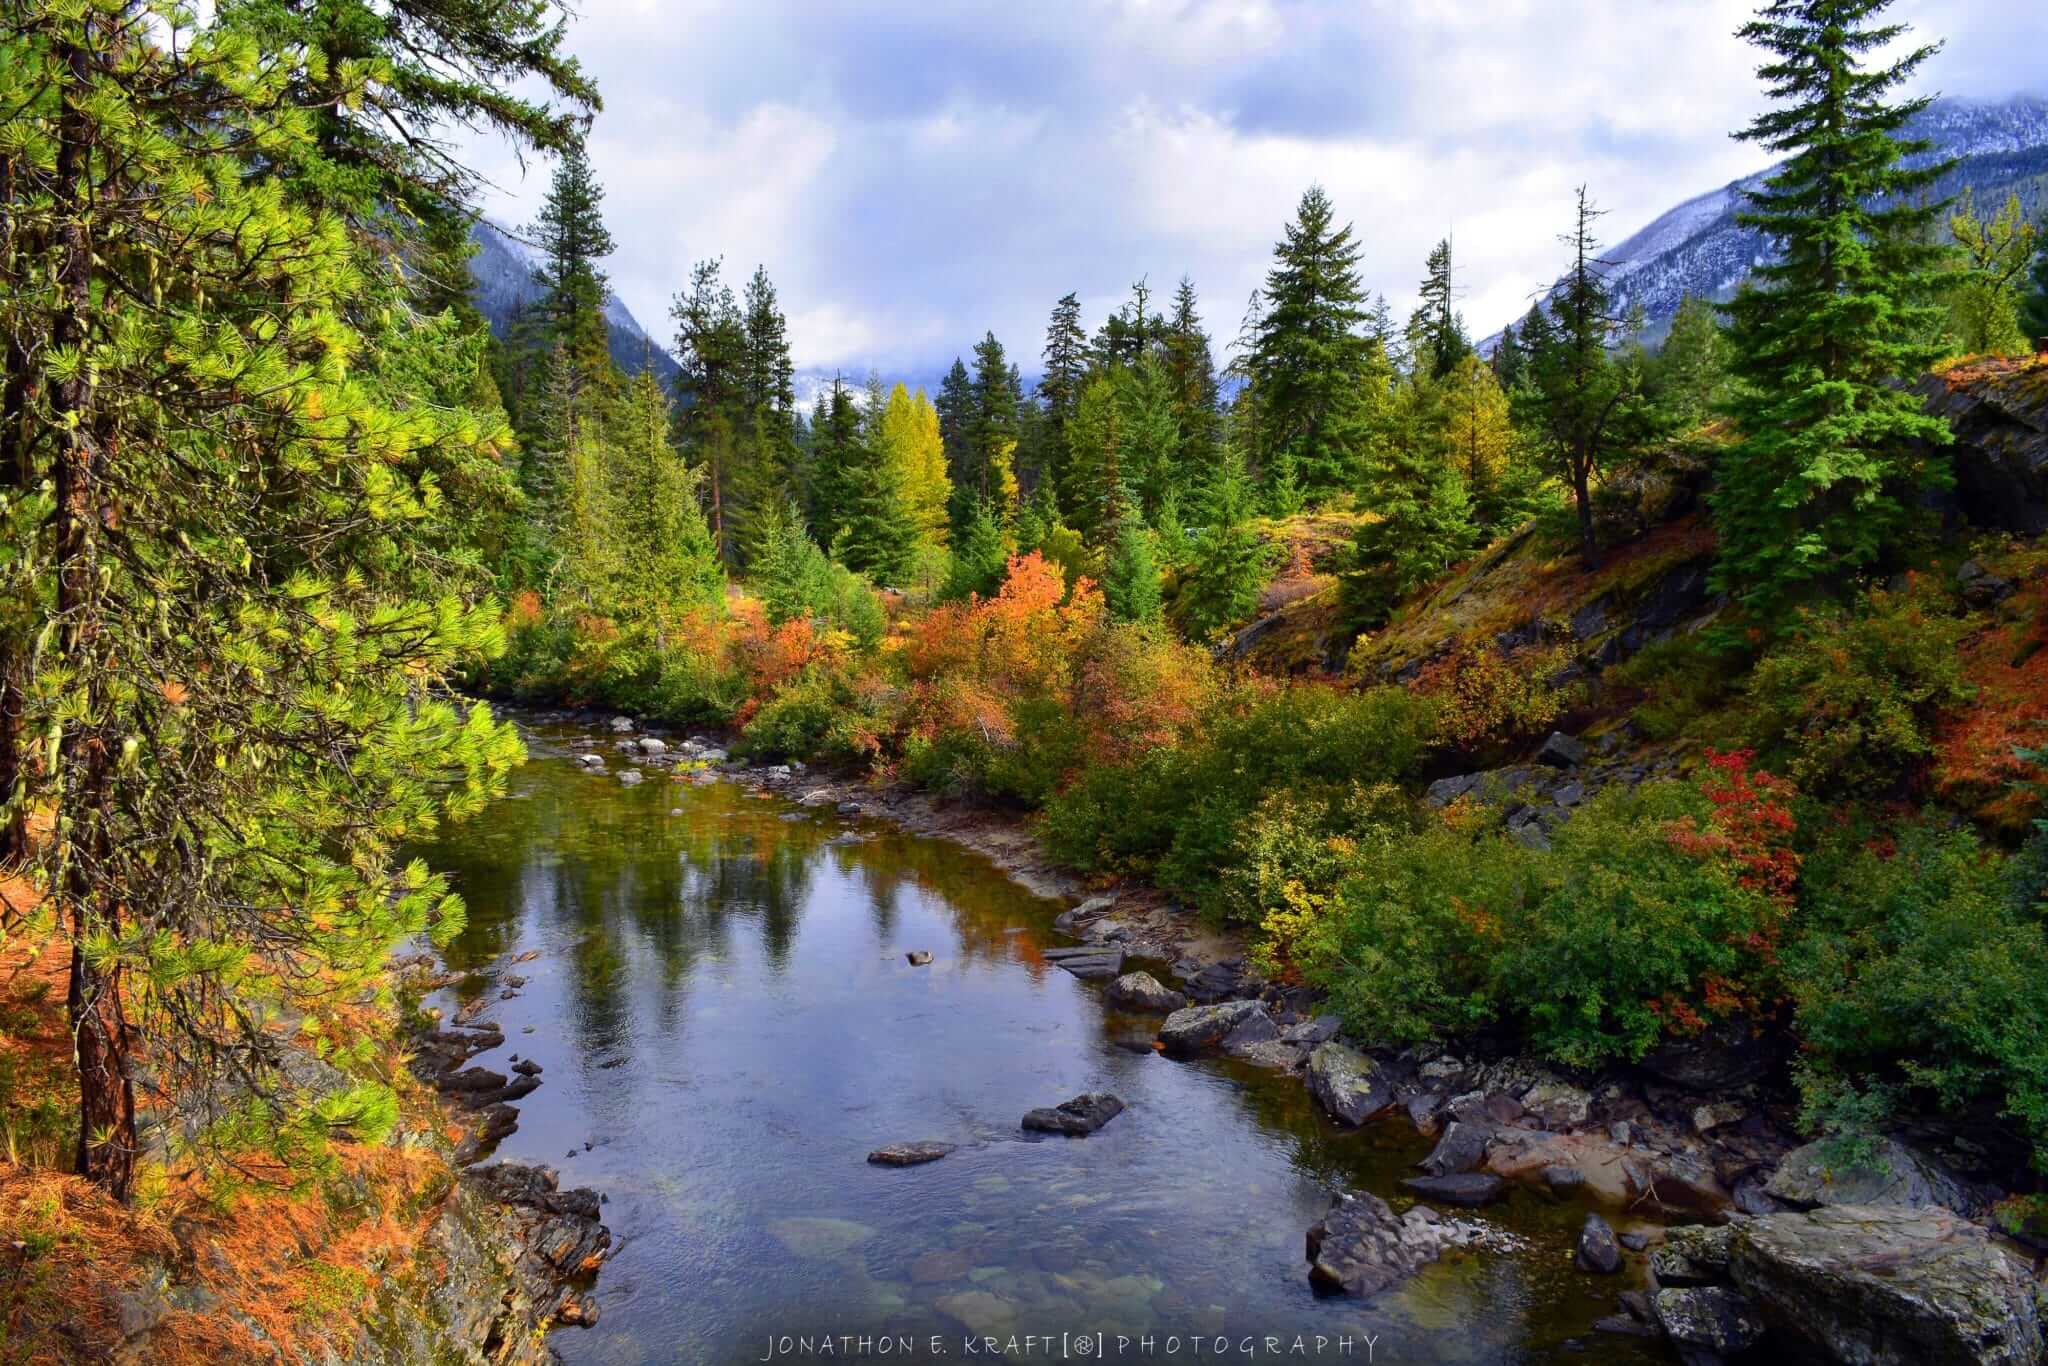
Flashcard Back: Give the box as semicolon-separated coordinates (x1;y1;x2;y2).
805;376;865;550
1347;383;1475;625
942;496;1011;601
1038;293;1089;495
529;144;616;368
1063;373;1125;541
1520;188;1641;563
671;259;751;561
10;2;521;1200
1492;322;1526;391
1251;186;1382;499
1413;237;1472;380
1653;294;1732;430
607;371;724;617
963;333;1021;512
1712;0;1954;617
1121;353;1184;517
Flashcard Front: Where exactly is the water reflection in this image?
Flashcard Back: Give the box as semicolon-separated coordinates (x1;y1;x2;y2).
414;718;1670;1366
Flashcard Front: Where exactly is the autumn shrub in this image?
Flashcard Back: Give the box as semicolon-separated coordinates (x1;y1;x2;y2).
900;696;1087;805
1221;782;1420;939
1783;818;2048;1169
1409;643;1580;752
739;665;893;765
1745;579;1973;798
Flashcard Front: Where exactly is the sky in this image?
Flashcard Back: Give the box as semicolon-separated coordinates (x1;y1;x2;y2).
460;0;2048;388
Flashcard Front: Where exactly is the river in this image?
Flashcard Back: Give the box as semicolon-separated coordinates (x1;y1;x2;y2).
418;715;1668;1365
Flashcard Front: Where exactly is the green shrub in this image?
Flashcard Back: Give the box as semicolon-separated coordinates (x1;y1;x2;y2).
900;697;1086;806
1784;819;2048;1168
739;666;889;764
1744;581;1972;797
1217;782;1418;929
1039;683;1437;910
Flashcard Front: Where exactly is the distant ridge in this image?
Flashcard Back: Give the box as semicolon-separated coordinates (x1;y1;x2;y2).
466;219;680;386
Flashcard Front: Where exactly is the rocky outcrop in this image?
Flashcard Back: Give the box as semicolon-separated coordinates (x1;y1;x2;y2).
1105;971;1186;1013
1917;357;2048;536
1159;999;1272;1057
1646;1204;2046;1366
1763;1135;1977;1215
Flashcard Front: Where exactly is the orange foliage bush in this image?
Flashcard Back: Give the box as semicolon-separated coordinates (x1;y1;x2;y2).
1935;568;2048;831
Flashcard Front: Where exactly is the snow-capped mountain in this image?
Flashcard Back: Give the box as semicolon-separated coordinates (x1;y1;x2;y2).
466;219;680;386
1495;94;2048;346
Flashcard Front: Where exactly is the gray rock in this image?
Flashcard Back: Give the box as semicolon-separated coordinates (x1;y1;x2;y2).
1046;947;1123;980
1406;1093;1445;1137
1305;1042;1396;1126
576;752;606;768
616;769;643;786
1400;1172;1507;1207
1692;1101;1745;1134
1424;773;1481;808
867;1141;956;1167
1159;999;1266;1057
1575;1214;1622;1274
1417;1121;1492;1177
1053;895;1117;932
609;716;635;732
1104;971;1186;1013
1230;1040;1308;1071
636;737;667;755
1220;1005;1282;1055
1763;1135;1972;1213
905;950;933;966
1519;1079;1592;1128
1637;1015;1772;1091
1021;1092;1125;1136
1542;1164;1587;1197
1652;1286;1765;1357
1536;731;1588;768
1651;1223;1732;1287
1958;558;2018;608
1305;1193;1493;1298
1619;1232;1650;1253
1730;1203;2043;1366
1281;1014;1343;1047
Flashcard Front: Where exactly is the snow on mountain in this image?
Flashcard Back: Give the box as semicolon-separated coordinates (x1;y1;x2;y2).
465;219;680;386
1491;94;2048;348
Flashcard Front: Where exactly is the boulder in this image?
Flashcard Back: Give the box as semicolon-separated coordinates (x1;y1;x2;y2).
1417;1121;1493;1178
1763;1135;1973;1214
1518;1079;1592;1128
1637;1015;1772;1091
1575;1213;1622;1274
608;716;635;732
636;737;667;755
1219;1006;1282;1055
867;1141;956;1168
1305;1042;1396;1126
1230;1039;1308;1071
1957;559;2018;608
1305;1192;1493;1298
1281;1014;1343;1047
1104;971;1186;1013
1651;1223;1733;1287
617;769;643;786
905;950;933;966
1692;1101;1745;1135
1652;1286;1765;1358
1729;1203;2043;1366
1400;1172;1507;1207
1053;895;1117;933
1159;999;1266;1057
835;801;862;818
1536;731;1587;768
1021;1092;1125;1137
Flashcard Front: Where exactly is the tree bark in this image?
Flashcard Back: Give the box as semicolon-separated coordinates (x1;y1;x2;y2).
52;25;137;1200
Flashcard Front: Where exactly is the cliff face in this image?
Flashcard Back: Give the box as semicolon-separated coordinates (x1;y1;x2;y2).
1920;355;2048;537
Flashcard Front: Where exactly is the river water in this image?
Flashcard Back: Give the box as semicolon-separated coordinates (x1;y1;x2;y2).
419;716;1668;1365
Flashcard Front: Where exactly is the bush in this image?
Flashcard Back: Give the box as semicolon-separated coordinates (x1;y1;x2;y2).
1783;819;2048;1168
899;696;1088;806
1408;643;1580;752
1040;682;1437;910
1745;580;1972;797
739;665;892;765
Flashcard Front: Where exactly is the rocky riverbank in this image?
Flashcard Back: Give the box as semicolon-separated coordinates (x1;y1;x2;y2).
543;705;2047;1364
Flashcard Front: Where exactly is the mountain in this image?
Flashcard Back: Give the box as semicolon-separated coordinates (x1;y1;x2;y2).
1494;94;2048;347
466;219;680;387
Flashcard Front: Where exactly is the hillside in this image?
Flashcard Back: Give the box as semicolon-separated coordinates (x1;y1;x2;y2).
466;219;680;386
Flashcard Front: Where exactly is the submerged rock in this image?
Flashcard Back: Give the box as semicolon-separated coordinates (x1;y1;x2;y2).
867;1141;956;1167
1021;1092;1125;1137
1041;944;1125;980
1304;1042;1396;1126
1104;971;1185;1013
905;950;933;966
1400;1172;1507;1207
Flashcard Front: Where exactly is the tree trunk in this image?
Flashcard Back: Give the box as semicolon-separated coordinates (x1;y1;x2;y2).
52;26;137;1199
1573;458;1600;568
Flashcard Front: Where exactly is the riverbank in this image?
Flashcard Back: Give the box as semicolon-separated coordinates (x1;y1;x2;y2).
539;704;2047;1362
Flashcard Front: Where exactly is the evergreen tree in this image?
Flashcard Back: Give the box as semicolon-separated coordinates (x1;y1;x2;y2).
1250;186;1382;498
942;496;1011;601
1652;294;1732;430
670;259;750;560
1102;517;1164;624
1520;188;1641;563
1438;354;1515;531
529;144;616;367
1347;383;1475;625
1038;292;1089;495
1712;0;1954;617
1492;322;1526;392
1162;276;1223;467
1177;446;1277;640
805;376;866;550
962;333;1021;512
607;371;724;617
1412;237;1472;380
1063;372;1125;541
1121;353;1184;517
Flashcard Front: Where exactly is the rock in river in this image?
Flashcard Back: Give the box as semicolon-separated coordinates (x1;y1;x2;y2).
1306;1192;1495;1298
1575;1213;1622;1274
867;1141;956;1167
1417;1120;1492;1177
1652;1286;1765;1357
1763;1135;1972;1213
1040;944;1124;980
1304;1042;1396;1126
1021;1092;1125;1137
1158;999;1270;1057
1105;971;1185;1013
1400;1173;1507;1208
905;950;933;966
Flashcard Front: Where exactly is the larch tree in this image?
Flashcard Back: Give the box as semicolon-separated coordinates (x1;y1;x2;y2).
1943;190;2038;357
1712;0;1954;618
1438;354;1515;531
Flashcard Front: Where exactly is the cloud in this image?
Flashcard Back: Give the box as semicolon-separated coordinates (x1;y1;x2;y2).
458;0;2048;380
